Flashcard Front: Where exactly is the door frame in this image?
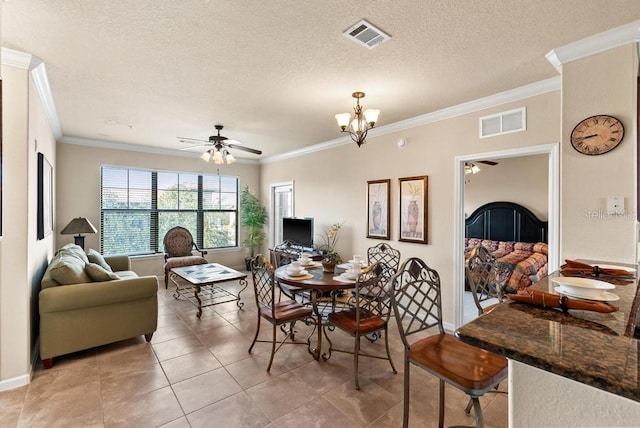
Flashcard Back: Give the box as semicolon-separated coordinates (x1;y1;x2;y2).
453;143;560;329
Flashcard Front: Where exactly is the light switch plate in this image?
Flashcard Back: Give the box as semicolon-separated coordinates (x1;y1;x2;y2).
607;196;624;215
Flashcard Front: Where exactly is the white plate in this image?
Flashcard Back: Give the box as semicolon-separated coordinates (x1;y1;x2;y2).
554;286;619;302
590;263;636;273
550;277;615;299
286;269;308;277
341;272;359;280
348;259;365;264
298;260;315;267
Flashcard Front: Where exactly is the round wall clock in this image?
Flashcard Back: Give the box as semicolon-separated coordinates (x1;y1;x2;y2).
570;115;624;155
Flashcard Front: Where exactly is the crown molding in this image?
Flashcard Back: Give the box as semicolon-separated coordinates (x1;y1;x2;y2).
261;76;561;164
58;136;260;165
31;63;62;140
1;47;33;69
546;20;640;71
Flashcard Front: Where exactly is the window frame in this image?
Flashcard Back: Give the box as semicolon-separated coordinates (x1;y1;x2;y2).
100;165;239;256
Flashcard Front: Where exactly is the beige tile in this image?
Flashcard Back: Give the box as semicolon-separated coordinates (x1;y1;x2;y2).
272;396;360;428
323;377;400;426
19;379;103;427
291;359;352;395
208;336;260;366
98;343;158;376
0;385;27;427
103;386;183;428
28;357;100;398
151;333;206;362
160;349;221;384
187;391;270;428
225;353;288;389
100;362;169;406
245;371;319;420
172;366;242;414
157;416;191;428
196;324;247;347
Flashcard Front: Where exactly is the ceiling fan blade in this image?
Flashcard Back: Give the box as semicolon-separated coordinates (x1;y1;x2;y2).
179;144;210;151
178;137;208;144
226;143;262;155
477;160;499;166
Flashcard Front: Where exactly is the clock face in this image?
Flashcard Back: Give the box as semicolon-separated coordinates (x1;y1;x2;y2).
570;115;624;155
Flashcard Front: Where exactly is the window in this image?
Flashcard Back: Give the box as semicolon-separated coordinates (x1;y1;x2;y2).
101;166;238;256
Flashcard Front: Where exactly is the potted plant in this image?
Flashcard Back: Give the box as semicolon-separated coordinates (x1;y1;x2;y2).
240;185;267;270
318;222;343;273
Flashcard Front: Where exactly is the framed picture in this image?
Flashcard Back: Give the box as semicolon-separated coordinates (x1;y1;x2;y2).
37;152;53;240
399;175;428;243
367;179;390;239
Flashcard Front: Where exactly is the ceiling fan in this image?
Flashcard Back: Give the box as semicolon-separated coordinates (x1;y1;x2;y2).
178;124;262;164
465;160;498;175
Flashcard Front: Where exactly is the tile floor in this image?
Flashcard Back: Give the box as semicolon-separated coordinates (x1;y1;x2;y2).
0;277;508;427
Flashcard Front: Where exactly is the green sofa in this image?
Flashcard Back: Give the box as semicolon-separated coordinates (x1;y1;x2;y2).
39;243;158;368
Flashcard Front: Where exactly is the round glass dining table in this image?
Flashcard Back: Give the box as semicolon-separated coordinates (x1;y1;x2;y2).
274;263;356;360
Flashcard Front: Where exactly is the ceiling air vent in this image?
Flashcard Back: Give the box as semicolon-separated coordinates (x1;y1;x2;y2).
479;107;526;138
343;19;391;49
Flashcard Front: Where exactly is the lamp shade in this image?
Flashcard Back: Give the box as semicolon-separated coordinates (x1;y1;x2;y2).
60;217;97;235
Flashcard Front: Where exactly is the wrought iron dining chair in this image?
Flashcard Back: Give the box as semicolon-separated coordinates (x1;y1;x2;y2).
325;262;397;390
162;226;208;289
248;254;315;372
390;257;508;428
367;242;401;281
466;246;505;316
270;240;309;302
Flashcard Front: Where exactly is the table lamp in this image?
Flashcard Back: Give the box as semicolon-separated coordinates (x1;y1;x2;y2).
60;217;97;250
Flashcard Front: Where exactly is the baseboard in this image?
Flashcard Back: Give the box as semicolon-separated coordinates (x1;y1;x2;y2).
0;373;30;392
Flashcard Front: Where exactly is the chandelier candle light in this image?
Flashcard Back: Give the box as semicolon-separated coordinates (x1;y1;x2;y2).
335;92;380;147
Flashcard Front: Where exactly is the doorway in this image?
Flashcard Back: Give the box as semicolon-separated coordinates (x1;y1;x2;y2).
453;143;560;329
270;181;294;247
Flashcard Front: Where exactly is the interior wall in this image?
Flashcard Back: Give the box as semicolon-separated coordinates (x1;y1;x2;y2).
560;44;638;263
56;143;261;275
464;154;549;221
260;91;561;324
0;58;55;385
27;65;57;365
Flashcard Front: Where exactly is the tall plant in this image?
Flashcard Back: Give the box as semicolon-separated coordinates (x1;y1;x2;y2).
240;185;267;258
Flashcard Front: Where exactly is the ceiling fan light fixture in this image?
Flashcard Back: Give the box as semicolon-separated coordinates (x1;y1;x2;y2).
224;150;236;164
335;91;379;147
212;149;224;165
464;162;482;175
200;149;213;162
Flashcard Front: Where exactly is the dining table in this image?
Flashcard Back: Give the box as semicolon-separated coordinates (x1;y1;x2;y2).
274;262;358;360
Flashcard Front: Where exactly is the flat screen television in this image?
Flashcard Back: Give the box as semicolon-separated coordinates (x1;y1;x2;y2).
282;217;314;249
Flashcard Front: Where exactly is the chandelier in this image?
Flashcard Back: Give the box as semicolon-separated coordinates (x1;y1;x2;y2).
335;92;380;147
200;148;236;165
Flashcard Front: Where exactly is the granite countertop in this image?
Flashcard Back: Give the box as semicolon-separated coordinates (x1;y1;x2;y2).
456;267;640;403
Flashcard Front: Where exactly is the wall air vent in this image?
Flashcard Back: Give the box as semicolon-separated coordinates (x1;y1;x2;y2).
479;107;526;138
343;19;391;49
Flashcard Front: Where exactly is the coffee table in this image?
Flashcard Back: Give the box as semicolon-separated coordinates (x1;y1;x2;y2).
170;263;248;318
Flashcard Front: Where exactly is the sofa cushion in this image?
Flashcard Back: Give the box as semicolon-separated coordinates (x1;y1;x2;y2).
56;243;89;264
85;263;120;282
114;270;138;279
48;253;92;285
87;249;112;271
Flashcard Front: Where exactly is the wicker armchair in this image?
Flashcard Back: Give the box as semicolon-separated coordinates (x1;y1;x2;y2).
162;226;208;288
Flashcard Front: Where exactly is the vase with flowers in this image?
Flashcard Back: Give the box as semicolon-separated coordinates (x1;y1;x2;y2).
319;222;343;273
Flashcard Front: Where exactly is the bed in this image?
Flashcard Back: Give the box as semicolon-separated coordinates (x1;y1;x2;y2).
465;201;548;291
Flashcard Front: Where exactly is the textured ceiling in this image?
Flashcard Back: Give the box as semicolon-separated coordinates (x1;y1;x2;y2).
2;1;640;160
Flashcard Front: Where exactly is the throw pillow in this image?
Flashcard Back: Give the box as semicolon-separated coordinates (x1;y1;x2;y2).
49;254;92;285
85;263;120;282
87;249;112;271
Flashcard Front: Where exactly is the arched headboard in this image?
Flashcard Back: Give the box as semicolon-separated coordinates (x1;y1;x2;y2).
465;201;548;243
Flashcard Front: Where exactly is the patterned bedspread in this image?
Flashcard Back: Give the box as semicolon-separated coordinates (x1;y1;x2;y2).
465;238;548;290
